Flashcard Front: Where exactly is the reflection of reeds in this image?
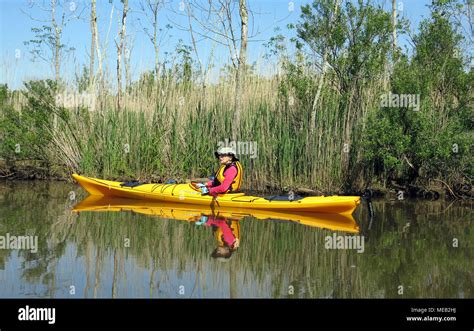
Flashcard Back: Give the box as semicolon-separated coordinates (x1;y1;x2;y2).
112;249;118;298
93;247;100;298
1;181;473;298
84;240;91;297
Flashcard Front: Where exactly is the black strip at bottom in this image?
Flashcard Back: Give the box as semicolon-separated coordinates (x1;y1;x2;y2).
0;298;472;330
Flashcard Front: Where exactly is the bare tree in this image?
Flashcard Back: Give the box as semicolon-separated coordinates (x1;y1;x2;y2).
92;0;105;90
234;0;248;135
22;0;83;82
169;1;216;102
184;1;206;89
51;0;61;82
170;0;253;136
116;0;129;111
138;0;169;85
89;0;97;88
103;4;115;90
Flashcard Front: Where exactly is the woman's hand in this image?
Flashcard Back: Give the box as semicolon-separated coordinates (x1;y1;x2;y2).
195;215;208;225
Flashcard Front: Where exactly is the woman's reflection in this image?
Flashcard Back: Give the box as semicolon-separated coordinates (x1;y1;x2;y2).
196;214;240;261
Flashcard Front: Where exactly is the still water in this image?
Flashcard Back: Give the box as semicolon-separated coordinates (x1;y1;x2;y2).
0;180;472;298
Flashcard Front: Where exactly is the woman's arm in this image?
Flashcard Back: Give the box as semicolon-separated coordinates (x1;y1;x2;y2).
208;166;237;195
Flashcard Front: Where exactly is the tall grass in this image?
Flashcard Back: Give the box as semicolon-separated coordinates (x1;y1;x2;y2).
1;34;470;194
26;66;376;193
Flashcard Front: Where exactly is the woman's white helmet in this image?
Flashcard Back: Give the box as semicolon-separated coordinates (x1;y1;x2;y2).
214;146;237;158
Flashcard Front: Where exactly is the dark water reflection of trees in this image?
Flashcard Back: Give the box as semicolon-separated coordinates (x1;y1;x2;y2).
0;181;472;298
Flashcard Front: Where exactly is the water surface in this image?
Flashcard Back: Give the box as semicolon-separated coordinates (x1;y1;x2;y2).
0;180;472;298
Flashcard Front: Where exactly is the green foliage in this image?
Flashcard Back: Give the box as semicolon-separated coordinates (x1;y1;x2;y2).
23;25;75;66
278;51;316;107
74;66;91;93
0;0;471;192
364;108;410;178
0;84;8;106
362;7;473;183
263;28;287;61
297;0;397;90
175;40;193;87
0;80;58;161
133;70;156;97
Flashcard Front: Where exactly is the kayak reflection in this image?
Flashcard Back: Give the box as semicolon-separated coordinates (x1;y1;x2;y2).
73;195;359;234
73;196;359;262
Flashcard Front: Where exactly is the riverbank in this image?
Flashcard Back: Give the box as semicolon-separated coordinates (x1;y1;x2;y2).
1;159;471;200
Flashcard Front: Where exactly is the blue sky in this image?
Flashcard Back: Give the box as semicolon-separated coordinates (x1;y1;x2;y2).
0;0;436;89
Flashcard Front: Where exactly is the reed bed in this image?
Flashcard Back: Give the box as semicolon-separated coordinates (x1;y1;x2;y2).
24;67;376;193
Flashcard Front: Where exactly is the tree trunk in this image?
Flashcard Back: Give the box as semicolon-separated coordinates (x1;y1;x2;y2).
51;0;60;82
310;0;341;134
392;0;397;52
153;10;160;85
185;2;206;106
124;38;132;93
310;52;328;134
116;0;128;111
103;4;114;91
89;0;97;88
234;0;248;139
51;0;60;132
93;1;103;91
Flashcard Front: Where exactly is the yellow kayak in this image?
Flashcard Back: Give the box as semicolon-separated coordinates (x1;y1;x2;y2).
72;195;359;233
72;173;360;215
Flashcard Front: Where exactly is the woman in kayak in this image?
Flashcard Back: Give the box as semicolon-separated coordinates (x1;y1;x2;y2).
197;147;243;196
